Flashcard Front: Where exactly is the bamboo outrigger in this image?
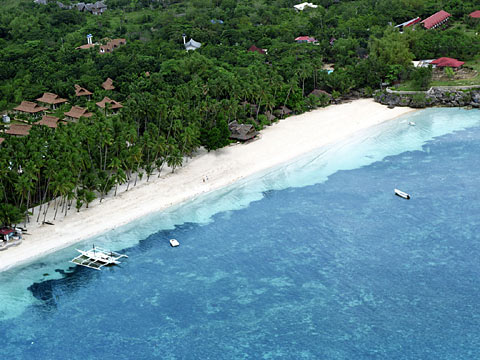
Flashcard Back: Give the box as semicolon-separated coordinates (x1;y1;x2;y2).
71;245;128;270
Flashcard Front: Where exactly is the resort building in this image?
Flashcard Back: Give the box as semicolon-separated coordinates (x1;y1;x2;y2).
75;84;93;100
36;92;68;109
102;78;115;91
64;106;93;122
96;97;123;114
35;115;60;129
295;36;318;44
248;45;267;55
5;124;32;137
421;10;451;29
431;57;464;70
293;2;318;11
228;121;257;141
13;101;47;117
469;10;480;19
395;17;421;31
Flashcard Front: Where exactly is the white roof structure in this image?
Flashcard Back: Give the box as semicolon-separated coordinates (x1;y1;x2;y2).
185;39;202;51
294;2;318;11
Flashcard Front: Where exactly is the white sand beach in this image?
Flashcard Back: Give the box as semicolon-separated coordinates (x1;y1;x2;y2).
0;99;416;272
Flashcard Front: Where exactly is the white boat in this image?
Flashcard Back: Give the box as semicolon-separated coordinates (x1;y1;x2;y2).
394;188;410;199
408;121;416;126
71;245;128;270
0;227;22;251
169;239;180;247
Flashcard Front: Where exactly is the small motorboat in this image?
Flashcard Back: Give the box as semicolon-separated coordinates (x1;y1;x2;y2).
408;121;416;126
394;189;410;200
170;239;180;247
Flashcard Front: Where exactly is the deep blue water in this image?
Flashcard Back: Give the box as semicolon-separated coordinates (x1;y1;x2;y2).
1;108;480;359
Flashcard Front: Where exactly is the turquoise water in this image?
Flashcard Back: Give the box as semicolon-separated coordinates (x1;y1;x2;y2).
1;108;480;359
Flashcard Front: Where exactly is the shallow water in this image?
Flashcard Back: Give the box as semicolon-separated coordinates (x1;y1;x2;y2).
1;108;480;359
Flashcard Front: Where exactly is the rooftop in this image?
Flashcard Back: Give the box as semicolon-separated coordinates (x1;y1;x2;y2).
421;10;451;29
36;92;68;105
13;101;47;114
64;106;93;119
35;115;60;128
431;57;465;68
75;84;93;97
5;124;32;136
469;10;480;18
96;97;123;110
102;78;115;90
248;45;267;55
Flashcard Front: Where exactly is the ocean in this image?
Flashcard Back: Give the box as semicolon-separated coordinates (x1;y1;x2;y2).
0;108;479;359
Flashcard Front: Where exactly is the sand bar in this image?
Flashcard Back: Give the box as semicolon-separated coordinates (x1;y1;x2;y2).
0;99;415;272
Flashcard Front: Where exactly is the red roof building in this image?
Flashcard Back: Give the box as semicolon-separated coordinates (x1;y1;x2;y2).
248;45;267;55
469;10;480;18
395;17;422;30
431;57;465;69
0;138;4;145
421;10;451;29
295;36;317;43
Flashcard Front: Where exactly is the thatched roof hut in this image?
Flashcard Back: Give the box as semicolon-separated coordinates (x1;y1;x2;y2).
228;121;258;141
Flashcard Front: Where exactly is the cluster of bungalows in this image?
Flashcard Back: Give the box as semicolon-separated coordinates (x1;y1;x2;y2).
1;79;122;143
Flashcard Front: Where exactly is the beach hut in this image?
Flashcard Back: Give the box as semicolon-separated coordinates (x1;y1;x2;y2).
228;121;258;141
275;106;292;118
265;111;277;122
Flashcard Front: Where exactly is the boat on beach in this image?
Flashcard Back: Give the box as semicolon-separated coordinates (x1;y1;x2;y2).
394;189;410;199
0;227;23;251
71;245;128;270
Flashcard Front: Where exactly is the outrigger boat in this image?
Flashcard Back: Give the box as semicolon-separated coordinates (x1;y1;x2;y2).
71;245;128;270
0;227;23;251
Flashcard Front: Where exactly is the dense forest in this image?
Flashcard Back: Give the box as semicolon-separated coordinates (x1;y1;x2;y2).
1;0;480;225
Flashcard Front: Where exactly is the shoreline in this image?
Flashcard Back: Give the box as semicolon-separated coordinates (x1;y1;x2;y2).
0;99;416;273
